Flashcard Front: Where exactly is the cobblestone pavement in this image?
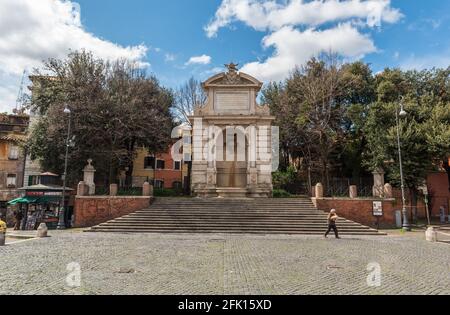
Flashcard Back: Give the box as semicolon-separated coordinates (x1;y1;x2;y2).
0;231;449;295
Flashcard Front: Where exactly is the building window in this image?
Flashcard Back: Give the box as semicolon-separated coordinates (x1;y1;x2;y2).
28;175;40;186
156;159;165;170
174;161;181;170
144;156;155;169
8;144;19;160
7;174;17;188
154;180;164;189
172;181;182;189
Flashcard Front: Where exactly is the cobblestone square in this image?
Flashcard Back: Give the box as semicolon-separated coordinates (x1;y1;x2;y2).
0;231;449;295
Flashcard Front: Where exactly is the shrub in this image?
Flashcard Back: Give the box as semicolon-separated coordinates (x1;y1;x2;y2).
154;188;183;197
272;166;298;191
272;189;292;198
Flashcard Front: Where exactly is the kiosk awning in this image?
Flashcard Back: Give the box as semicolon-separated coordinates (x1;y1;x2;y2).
8;196;40;205
7;196;61;205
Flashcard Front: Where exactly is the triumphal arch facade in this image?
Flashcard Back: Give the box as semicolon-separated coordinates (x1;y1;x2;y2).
189;64;276;198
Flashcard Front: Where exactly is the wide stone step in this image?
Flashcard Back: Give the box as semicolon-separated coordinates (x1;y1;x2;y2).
144;208;320;212
106;218;369;225
125;215;329;221
115;217;357;224
98;224;374;231
152;203;312;208
151;204;316;208
92;224;376;231
131;211;325;216
149;202;312;207
115;216;352;222
90;228;383;235
88;197;384;236
153;202;316;205
135;208;322;212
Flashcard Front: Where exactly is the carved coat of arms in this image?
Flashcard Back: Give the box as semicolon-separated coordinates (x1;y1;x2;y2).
223;63;242;85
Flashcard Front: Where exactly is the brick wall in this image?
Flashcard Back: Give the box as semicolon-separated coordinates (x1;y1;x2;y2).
427;172;450;218
312;198;399;229
73;196;152;228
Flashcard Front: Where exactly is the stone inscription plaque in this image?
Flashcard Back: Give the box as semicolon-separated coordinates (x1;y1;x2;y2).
215;90;249;113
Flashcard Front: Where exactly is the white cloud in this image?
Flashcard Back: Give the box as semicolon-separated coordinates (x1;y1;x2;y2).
185;54;212;65
0;0;149;112
242;23;376;82
205;0;402;37
206;0;402;82
400;52;450;70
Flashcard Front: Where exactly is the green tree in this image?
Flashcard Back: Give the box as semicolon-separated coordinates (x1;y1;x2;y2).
338;61;376;183
27;50;174;187
281;55;352;190
263;56;378;193
363;67;450;220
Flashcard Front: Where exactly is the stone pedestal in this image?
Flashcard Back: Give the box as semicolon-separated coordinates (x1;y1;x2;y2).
315;183;324;198
83;159;96;195
349;185;358;199
206;168;217;188
143;182;153;197
372;168;385;198
77;181;87;196
384;183;393;198
110;184;118;196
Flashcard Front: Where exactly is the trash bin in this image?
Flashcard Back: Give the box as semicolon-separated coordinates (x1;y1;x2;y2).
395;210;402;228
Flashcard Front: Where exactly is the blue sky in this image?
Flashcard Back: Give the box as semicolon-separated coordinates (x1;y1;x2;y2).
0;0;449;112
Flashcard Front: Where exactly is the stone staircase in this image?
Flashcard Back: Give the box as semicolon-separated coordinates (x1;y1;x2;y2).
88;198;384;235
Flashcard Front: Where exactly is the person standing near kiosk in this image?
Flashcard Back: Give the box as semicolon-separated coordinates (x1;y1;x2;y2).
0;215;7;246
13;209;23;230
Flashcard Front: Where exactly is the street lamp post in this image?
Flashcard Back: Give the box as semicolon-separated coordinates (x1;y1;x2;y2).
395;98;411;231
57;106;71;230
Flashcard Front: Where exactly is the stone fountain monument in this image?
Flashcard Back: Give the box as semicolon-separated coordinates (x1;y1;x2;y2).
189;64;276;198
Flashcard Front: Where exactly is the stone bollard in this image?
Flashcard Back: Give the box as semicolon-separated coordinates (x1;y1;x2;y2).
349;185;358;199
37;223;48;238
143;182;153;197
110;184;118;196
0;233;5;246
315;183;324;198
425;227;438;242
77;181;86;196
384;183;393;198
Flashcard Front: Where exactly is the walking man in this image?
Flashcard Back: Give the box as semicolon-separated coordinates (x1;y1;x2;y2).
324;209;340;239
